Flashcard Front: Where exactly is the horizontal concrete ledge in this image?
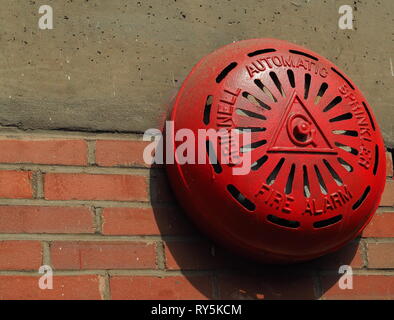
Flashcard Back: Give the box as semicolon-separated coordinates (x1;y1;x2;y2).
0;0;392;146
0;127;144;140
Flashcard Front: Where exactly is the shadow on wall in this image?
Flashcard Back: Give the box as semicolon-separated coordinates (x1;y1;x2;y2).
149;171;360;300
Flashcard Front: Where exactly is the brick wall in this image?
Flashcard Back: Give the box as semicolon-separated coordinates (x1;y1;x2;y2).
0;130;392;300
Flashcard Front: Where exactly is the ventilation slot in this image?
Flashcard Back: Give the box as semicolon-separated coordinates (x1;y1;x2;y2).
314;83;328;105
242;92;271;110
216;62;237;83
240;139;267;153
254;79;277;102
335;142;358;155
329;112;353;123
270;72;286;97
203;95;213;125
352;186;371;210
304;73;311;99
236;127;266;133
287;69;295;88
323;159;343;186
267;214;300;229
332;130;358;137
337;157;353;172
227;184;256;211
289;49;318;61
251;155;268;171
362;102;376;131
303;165;311;198
314;165;328;195
247;48;276;57
313;215;343;228
236;108;266;120
373;144;379;176
266;158;285;185
323;96;342;112
331;67;355;90
206;140;222;174
285;164;296;194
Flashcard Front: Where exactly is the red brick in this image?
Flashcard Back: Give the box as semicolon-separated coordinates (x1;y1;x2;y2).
321;275;394;299
311;241;364;269
96;140;152;167
165;241;229;270
0;241;42;270
0;275;102;300
110;276;213;299
0;206;94;234
51;241;156;270
0;139;87;165
102;207;194;236
367;242;394;268
380;180;394;206
44;173;148;201
150;173;176;203
0;170;32;199
386;152;393;177
363;212;394;237
218;272;316;300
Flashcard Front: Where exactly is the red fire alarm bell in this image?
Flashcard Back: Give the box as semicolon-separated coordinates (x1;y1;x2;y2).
166;39;386;263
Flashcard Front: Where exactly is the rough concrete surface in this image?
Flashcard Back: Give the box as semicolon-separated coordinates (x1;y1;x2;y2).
0;0;392;145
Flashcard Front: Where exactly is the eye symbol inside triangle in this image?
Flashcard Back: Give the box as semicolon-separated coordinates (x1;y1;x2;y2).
267;92;336;154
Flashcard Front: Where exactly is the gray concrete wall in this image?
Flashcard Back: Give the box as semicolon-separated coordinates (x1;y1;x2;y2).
0;0;393;145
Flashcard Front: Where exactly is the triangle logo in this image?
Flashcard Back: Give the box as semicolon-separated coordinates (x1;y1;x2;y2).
267;91;335;154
